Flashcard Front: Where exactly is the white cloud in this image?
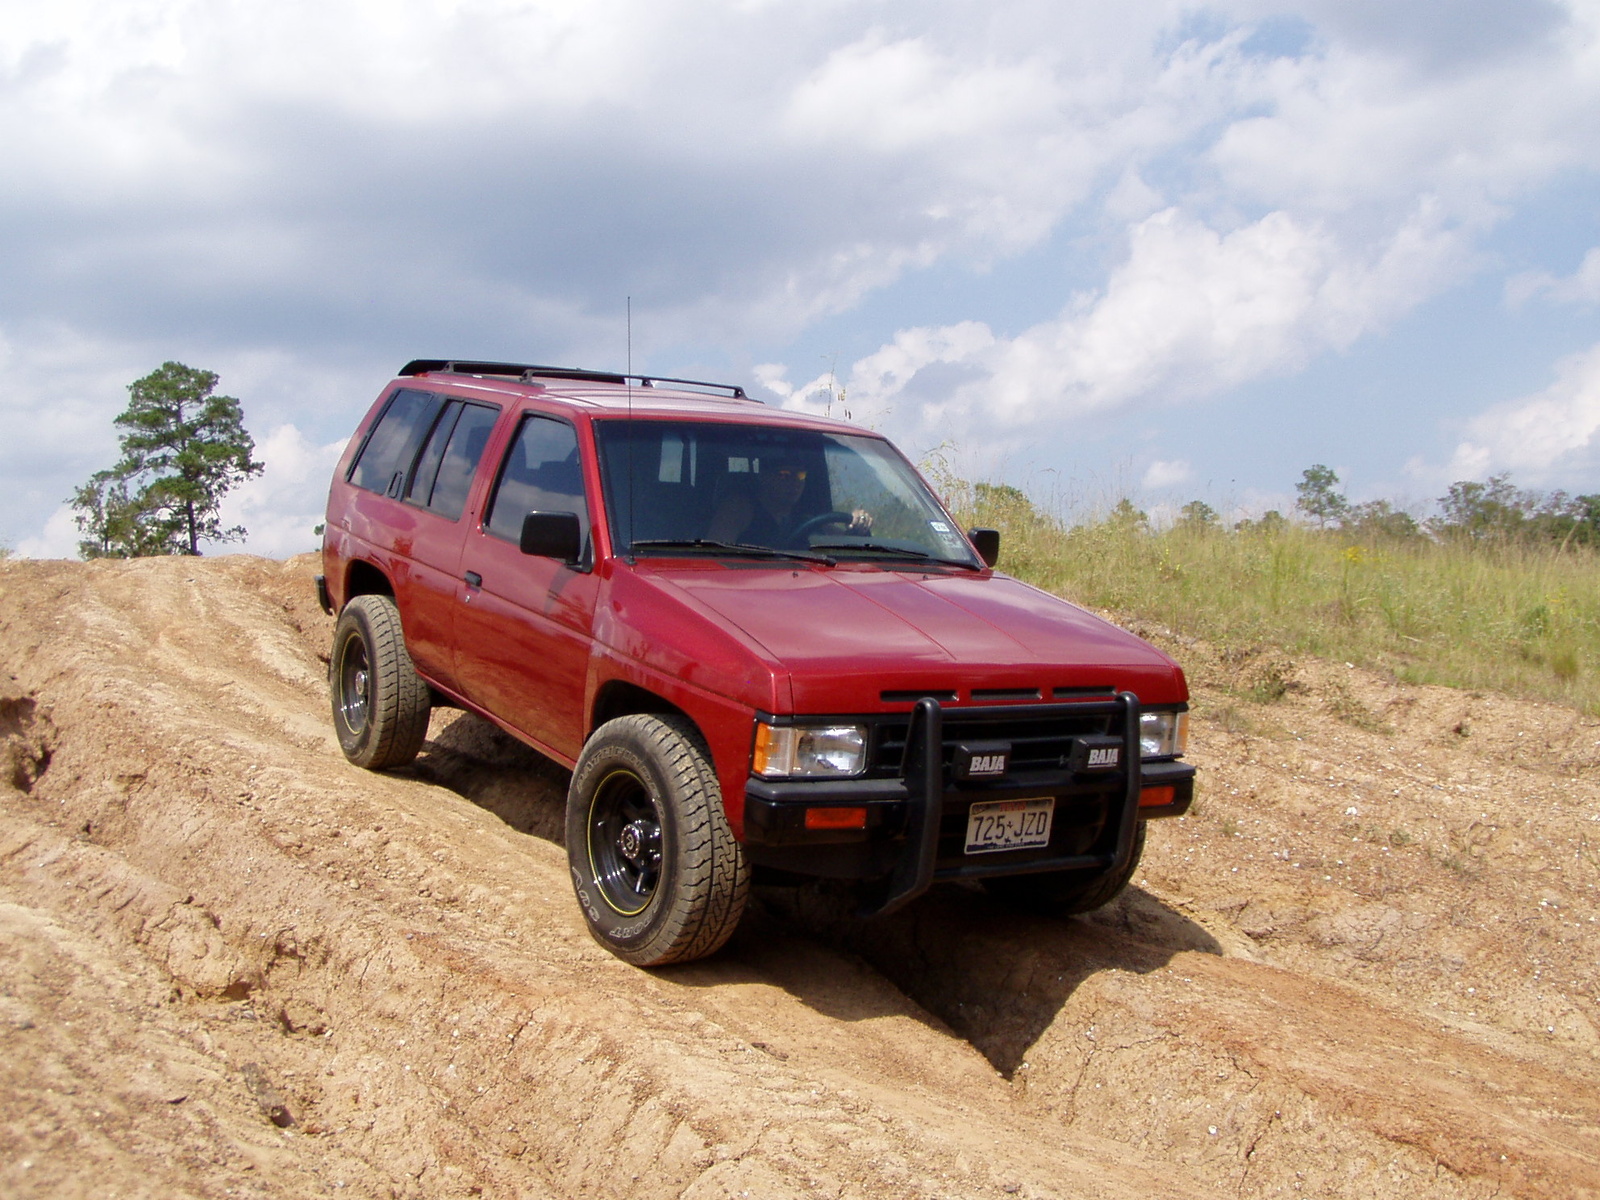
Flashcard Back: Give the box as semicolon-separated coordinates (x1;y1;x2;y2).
215;424;347;558
784;35;1064;154
1102;168;1166;223
1209;5;1600;218
771;321;997;428
19;0;1547;367
980;208;1338;420
1506;246;1600;307
15;505;81;560
1448;342;1600;479
1141;459;1194;490
1266;0;1570;74
788;201;1469;450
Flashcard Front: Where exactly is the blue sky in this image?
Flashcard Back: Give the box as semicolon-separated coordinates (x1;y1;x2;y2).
2;0;1598;556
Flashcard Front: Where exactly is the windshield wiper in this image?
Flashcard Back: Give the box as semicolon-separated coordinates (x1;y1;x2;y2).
810;541;981;570
629;539;836;566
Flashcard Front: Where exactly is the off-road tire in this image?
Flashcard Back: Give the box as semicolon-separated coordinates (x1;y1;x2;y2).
330;594;431;770
982;822;1147;916
567;715;750;966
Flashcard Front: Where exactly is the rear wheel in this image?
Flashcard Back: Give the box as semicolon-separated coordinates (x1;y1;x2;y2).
982;822;1146;916
329;594;431;770
567;715;749;966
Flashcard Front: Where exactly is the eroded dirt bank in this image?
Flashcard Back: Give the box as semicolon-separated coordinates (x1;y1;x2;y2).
0;554;1596;1199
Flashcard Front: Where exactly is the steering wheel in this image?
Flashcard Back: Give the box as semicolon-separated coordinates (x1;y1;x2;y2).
790;511;855;541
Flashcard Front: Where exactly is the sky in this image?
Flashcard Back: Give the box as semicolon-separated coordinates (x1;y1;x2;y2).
2;0;1598;558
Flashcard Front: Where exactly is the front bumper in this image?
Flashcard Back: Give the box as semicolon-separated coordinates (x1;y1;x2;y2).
741;694;1195;917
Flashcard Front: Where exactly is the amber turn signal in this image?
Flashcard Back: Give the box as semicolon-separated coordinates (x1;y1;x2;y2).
804;806;868;830
1138;785;1175;808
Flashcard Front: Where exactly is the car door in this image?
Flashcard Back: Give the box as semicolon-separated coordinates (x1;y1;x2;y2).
453;412;599;761
392;397;503;689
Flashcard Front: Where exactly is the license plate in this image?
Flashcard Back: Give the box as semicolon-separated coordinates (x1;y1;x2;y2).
964;797;1054;855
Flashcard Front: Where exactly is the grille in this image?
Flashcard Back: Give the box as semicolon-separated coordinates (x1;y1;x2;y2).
868;705;1119;777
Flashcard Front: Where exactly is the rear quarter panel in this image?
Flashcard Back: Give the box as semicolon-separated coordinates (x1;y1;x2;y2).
322;386;397;610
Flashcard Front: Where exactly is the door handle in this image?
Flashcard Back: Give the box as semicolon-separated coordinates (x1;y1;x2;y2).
464;571;483;589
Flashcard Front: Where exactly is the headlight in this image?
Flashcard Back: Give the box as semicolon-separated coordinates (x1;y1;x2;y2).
753;722;867;778
1140;711;1188;759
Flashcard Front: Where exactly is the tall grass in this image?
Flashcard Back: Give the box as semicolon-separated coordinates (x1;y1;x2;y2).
950;484;1600;713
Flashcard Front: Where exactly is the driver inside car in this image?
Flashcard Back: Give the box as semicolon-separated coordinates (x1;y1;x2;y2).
706;454;872;548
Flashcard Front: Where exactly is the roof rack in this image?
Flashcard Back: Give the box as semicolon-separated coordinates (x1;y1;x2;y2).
398;359;751;401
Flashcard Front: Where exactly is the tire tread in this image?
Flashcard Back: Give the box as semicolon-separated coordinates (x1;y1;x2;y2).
332;595;430;770
568;714;749;966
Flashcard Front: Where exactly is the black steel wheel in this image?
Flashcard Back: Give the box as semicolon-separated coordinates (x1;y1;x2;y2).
567;714;749;966
982;822;1147;916
587;767;665;916
329;594;431;770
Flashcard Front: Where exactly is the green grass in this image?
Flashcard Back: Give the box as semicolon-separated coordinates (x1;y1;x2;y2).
948;483;1600;714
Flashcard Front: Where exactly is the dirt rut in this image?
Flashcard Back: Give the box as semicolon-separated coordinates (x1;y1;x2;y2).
0;555;1596;1199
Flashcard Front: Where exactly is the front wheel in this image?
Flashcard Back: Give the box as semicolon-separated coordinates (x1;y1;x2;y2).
566;715;749;966
329;594;431;770
982;823;1146;916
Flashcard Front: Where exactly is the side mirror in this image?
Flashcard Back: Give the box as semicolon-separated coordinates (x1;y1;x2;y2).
969;527;1000;568
520;511;582;564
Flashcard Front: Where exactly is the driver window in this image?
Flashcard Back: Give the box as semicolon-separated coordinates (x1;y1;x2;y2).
485;415;589;546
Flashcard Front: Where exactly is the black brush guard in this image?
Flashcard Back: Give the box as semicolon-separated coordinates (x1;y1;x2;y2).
857;692;1143;918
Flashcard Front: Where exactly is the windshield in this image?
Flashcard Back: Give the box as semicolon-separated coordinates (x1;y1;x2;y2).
594;419;979;567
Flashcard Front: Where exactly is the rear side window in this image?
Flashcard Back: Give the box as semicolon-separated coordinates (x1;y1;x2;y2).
485;415;589;544
348;389;443;497
404;401;501;521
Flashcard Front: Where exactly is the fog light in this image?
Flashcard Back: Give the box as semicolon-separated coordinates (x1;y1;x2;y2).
804;806;868;830
1139;785;1176;808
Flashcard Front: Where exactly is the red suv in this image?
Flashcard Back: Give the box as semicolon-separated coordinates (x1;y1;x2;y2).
319;361;1194;965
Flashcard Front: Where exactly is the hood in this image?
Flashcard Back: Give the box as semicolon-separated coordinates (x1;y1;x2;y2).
639;562;1187;712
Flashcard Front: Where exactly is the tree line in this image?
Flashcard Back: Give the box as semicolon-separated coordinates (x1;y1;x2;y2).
1286;464;1600;546
1118;466;1598;547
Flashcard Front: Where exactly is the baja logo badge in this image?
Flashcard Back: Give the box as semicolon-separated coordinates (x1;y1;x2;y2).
955;743;1011;780
1071;735;1124;772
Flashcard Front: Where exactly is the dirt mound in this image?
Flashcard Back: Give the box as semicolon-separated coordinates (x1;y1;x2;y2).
1;554;1596;1199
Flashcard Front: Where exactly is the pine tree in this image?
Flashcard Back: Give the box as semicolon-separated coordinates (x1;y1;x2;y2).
71;362;263;558
1295;464;1348;529
1177;499;1220;530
